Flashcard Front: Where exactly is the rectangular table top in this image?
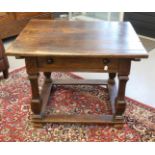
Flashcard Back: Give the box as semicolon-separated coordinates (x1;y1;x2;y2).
6;20;148;58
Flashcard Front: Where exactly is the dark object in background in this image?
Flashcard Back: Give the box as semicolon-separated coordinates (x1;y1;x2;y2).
0;38;9;79
53;12;68;19
124;12;155;38
0;12;53;39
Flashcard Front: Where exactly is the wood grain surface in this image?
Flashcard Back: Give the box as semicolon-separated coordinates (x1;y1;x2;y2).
6;20;148;58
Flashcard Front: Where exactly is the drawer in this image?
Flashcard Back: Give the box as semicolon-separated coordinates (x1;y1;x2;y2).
37;57;119;72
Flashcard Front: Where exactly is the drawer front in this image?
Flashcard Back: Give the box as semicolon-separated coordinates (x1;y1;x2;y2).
37;57;119;72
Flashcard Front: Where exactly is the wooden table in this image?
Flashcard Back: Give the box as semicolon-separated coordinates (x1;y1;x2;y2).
7;20;148;128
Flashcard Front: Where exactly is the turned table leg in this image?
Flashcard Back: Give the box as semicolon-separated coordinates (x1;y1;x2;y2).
115;60;131;116
28;73;42;114
108;73;116;85
25;57;42;115
115;74;129;115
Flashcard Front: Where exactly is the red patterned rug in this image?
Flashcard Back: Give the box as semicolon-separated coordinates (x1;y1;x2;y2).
0;67;155;142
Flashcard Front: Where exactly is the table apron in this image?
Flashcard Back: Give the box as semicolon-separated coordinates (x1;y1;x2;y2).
36;57;124;73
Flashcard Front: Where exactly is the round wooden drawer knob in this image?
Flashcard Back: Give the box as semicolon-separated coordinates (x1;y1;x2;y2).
47;58;54;64
103;59;110;65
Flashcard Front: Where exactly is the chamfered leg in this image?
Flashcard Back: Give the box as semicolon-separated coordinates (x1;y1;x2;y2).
25;57;42;115
28;73;42;114
115;74;129;115
115;60;131;116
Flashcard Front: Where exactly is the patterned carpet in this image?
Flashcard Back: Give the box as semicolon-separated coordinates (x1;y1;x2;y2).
0;67;155;141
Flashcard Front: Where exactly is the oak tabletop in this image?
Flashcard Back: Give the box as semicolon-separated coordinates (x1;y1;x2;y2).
6;20;148;58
